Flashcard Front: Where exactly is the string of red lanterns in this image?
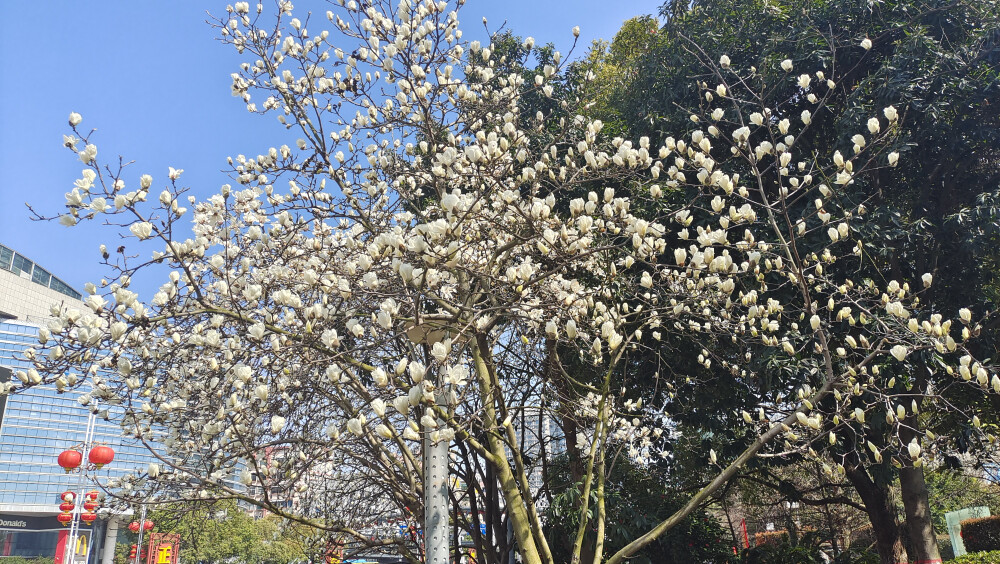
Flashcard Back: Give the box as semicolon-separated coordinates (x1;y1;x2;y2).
54;446;113;529
128;520;155;532
57;445;115;473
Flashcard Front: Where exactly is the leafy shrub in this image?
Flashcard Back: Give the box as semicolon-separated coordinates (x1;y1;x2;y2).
961;516;1000;553
949;549;1000;563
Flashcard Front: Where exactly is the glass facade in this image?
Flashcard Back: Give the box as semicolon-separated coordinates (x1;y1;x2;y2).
0;321;148;560
0;245;82;301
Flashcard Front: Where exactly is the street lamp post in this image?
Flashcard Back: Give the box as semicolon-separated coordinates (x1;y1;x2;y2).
56;400;113;564
405;322;451;564
128;509;153;564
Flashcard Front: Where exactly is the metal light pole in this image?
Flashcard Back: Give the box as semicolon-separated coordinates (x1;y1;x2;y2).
423;420;449;563
405;323;451;564
64;402;100;564
133;505;148;564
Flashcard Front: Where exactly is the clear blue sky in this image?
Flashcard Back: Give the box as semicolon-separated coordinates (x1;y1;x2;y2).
0;0;661;299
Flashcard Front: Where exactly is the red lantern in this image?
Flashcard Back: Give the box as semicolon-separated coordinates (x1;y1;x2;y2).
83;500;100;511
58;450;83;472
128;521;141;533
142;520;154;531
129;545;138;559
88;446;115;468
81;512;97;525
59;502;75;513
56;513;73;526
60;491;75;503
85;490;100;501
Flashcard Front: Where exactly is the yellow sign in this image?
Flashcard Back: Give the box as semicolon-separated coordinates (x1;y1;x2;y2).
75;535;88;556
156;545;173;564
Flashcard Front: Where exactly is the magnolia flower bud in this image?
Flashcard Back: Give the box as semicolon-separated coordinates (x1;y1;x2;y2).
709;449;717;464
371;398;386;418
719;55;731;69
372;367;388;387
861;37;873;50
907;439;921;460
572;26;580;38
347;418;364;436
69;112;83;126
781;59;793;72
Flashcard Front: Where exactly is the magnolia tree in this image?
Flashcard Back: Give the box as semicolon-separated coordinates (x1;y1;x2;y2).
10;1;999;563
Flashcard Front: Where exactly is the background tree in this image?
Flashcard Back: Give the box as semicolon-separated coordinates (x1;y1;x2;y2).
577;0;1000;560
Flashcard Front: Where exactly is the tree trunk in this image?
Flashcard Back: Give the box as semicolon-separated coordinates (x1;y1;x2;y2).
897;367;943;564
899;466;942;563
844;466;907;564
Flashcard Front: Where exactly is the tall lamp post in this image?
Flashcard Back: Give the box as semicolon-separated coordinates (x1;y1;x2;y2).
405;322;451;563
128;514;155;564
56;400;114;564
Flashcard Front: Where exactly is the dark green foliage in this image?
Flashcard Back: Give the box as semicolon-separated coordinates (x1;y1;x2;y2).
114;500;308;564
961;516;1000;553
543;455;734;564
925;470;1000;531
950;549;1000;563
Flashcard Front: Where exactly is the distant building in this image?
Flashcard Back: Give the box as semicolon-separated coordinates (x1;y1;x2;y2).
0;244;151;564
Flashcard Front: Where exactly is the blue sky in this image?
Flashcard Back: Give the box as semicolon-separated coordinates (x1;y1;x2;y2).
0;0;661;299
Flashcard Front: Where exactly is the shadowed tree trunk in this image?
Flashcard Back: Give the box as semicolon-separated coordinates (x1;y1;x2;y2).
844;465;907;564
899;465;942;563
896;369;943;564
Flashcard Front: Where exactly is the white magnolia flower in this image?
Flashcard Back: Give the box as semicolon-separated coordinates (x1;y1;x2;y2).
270;415;286;434
347;418;364;436
861;37;873;50
68;112;83;126
890;345;908;362
129;222;154;240
780;59;793;72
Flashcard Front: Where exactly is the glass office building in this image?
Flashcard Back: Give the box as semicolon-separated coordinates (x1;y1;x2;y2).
0;246;151;563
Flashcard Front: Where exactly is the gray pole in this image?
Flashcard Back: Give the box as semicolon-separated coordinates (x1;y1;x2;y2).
100;518;119;564
423;367;449;563
423;432;449;563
